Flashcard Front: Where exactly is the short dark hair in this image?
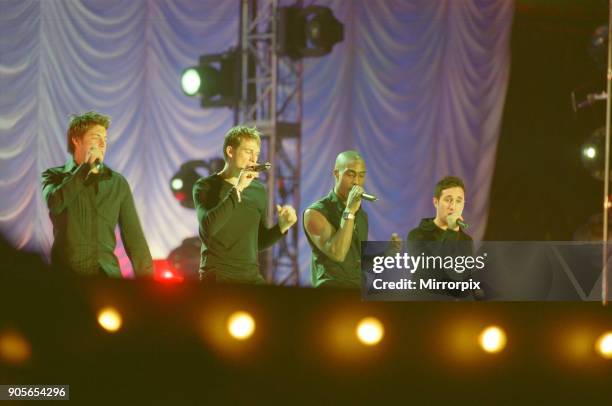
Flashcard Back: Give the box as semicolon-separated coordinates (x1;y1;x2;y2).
434;176;465;199
222;125;261;160
66;111;110;154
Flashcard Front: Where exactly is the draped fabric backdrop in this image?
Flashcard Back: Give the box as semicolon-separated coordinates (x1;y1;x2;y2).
0;0;513;285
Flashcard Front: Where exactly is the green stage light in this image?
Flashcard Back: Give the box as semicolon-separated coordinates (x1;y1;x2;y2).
180;49;239;108
181;68;202;96
171;178;184;191
170;158;224;209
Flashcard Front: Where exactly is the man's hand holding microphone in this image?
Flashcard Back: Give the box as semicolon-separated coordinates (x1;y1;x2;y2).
85;146;104;175
447;213;469;231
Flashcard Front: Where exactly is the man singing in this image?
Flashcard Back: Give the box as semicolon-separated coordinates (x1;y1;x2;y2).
407;176;473;244
303;151;399;288
407;176;474;295
193;126;297;284
41;111;153;277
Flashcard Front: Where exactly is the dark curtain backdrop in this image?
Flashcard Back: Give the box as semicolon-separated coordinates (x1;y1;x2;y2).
0;0;513;284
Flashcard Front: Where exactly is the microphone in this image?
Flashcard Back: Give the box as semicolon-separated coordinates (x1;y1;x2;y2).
361;192;378;202
245;162;272;172
93;158;103;171
457;219;469;230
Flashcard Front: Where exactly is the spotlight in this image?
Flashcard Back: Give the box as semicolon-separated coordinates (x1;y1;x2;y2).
580;126;610;181
0;330;31;365
97;307;123;333
171;178;184;191
180;68;203;96
171;158;224;209
153;259;185;283
277;6;344;59
227;311;255;340
583;146;597;160
180;48;239;108
478;326;507;353
595;331;612;359
355;317;384;346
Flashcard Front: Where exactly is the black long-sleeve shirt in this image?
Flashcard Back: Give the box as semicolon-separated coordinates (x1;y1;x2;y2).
41;160;153;277
193;174;283;283
407;217;473;295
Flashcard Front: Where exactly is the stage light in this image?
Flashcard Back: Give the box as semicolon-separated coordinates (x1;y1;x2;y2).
356;317;384;346
0;330;31;365
580;126;609;181
227;311;255;340
583;145;596;160
152;260;185;283
478;326;507;353
171;178;184;191
159;270;184;283
181;48;239;108
171;158;224;209
277;6;344;59
595;331;612;359
97;307;122;333
180;68;203;96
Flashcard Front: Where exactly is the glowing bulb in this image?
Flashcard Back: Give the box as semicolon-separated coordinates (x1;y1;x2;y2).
227;311;255;340
479;326;507;353
181;68;202;96
97;307;122;333
583;146;597;160
171;178;184;191
0;330;31;364
356;317;384;346
595;331;612;359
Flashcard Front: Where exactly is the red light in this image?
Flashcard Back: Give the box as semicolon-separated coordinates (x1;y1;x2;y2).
153;260;184;283
174;191;186;202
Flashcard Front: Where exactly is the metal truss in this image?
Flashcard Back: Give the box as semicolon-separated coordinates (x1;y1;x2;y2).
239;0;303;285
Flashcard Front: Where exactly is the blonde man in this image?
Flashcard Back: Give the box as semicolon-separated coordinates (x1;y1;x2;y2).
193;126;297;284
41;111;152;277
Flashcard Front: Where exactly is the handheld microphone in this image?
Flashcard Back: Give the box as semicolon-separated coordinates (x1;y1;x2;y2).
361;192;378;202
245;162;272;172
92;158;103;172
457;219;469;230
89;147;103;171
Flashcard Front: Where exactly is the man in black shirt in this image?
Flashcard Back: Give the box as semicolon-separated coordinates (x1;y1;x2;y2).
193;126;297;284
41;111;153;277
407;176;473;294
408;176;472;244
303;151;400;288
